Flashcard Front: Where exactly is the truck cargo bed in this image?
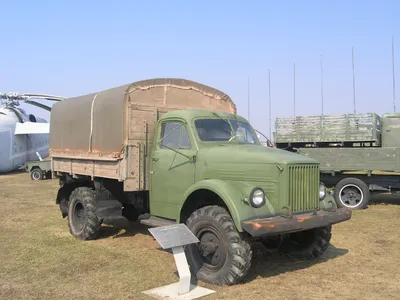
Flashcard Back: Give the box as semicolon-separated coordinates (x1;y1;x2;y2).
299;147;400;173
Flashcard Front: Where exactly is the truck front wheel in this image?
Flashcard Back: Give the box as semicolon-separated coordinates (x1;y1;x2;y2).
184;205;252;286
278;225;332;260
334;178;370;209
68;187;102;240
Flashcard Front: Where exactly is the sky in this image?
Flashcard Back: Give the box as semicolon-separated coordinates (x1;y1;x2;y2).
1;0;399;139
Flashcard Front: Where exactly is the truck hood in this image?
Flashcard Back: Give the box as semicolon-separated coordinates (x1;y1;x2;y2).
198;144;317;165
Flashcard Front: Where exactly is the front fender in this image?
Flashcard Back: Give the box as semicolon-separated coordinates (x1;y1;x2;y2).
179;179;264;232
320;193;338;209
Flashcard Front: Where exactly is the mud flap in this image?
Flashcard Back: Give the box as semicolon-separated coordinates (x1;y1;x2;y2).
95;200;122;221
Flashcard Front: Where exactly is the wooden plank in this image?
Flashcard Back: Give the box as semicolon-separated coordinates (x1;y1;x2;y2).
125;105;155;191
50;151;121;161
275;112;381;145
52;158;121;180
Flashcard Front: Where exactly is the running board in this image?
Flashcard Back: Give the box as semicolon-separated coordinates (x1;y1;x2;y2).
140;216;176;227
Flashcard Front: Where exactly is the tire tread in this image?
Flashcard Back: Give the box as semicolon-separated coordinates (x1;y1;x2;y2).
68;187;101;240
279;225;332;260
185;205;252;286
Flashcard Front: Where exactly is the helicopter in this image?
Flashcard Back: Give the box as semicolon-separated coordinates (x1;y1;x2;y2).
0;93;64;173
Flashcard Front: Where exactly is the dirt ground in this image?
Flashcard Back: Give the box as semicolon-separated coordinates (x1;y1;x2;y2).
0;172;399;300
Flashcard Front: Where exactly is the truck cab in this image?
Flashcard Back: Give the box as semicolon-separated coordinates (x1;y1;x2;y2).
145;110;351;285
381;112;400;147
149;110;341;223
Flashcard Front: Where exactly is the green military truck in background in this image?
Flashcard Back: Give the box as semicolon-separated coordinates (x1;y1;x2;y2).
49;78;351;286
275;112;400;210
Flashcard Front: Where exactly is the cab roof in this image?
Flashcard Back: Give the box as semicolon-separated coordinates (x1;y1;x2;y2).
382;112;400;119
160;109;249;123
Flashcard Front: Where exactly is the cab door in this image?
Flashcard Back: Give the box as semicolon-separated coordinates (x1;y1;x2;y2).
150;119;197;220
382;114;400;147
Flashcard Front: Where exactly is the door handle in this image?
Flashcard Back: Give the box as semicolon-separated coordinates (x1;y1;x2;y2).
152;157;159;162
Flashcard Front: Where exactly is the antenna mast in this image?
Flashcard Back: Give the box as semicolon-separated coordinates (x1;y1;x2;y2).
293;62;296;116
393;36;396;112
247;76;250;122
352;46;356;114
320;53;324;115
268;69;272;139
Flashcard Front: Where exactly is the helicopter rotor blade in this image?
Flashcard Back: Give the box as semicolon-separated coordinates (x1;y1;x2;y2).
0;92;65;102
0;92;64;113
20;93;64;101
23;100;52;112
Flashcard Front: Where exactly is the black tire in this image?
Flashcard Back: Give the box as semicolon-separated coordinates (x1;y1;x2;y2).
122;205;138;222
184;205;252;286
333;177;369;209
278;225;332;260
261;236;282;250
30;168;43;180
68;187;102;240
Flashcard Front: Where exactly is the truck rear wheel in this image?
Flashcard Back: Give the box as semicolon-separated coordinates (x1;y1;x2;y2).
334;178;369;209
68;187;102;240
278;225;332;259
184;205;252;286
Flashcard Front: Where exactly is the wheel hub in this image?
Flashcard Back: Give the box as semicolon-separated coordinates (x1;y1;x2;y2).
197;231;225;268
341;187;361;206
339;184;364;208
72;202;85;230
199;241;218;256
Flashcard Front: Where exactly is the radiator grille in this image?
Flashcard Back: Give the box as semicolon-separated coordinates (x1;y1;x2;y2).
288;165;320;212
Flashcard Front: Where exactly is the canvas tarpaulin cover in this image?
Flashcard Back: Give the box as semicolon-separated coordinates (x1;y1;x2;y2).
49;78;236;158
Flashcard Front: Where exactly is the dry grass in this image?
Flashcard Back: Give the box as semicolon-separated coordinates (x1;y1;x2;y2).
0;172;400;300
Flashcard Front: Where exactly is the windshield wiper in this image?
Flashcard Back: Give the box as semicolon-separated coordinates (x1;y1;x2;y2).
212;112;238;143
212;112;231;126
231;120;248;142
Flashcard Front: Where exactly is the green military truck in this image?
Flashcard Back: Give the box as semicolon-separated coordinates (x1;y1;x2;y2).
275;112;400;210
49;78;351;286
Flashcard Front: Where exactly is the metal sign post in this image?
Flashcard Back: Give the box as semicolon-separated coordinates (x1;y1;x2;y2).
142;223;215;299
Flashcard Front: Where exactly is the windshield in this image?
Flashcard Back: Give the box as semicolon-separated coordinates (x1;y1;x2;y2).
194;118;260;144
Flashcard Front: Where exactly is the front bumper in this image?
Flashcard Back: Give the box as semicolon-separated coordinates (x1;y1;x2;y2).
241;207;351;237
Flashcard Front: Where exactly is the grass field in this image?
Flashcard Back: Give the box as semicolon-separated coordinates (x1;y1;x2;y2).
1;172;400;300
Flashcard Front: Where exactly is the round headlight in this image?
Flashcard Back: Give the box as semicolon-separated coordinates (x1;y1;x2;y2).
319;182;327;200
250;187;265;208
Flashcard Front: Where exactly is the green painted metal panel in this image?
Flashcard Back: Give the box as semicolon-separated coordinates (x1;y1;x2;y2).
298;147;400;172
287;164;319;212
381;113;400;148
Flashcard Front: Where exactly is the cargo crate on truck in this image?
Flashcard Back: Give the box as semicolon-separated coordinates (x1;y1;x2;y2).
50;78;351;286
275;112;400;210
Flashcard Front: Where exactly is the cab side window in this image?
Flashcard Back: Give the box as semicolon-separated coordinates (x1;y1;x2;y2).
160;121;192;149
